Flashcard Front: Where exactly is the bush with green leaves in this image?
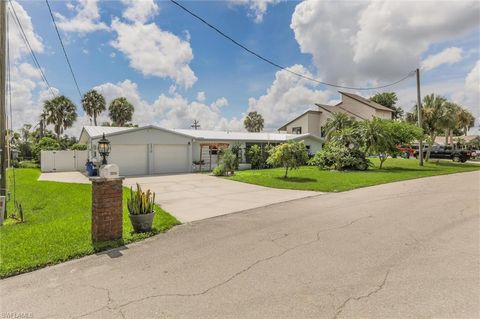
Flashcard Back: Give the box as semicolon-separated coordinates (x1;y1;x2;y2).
32;137;61;162
218;148;237;175
70;143;87;150
310;127;370;171
230;143;241;170
212;165;225;176
267;141;309;178
248;144;263;169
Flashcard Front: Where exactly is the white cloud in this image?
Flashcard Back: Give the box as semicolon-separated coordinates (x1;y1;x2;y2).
88;80;241;134
421;47;463;71
121;0;159;24
230;0;281;23
247;64;329;130
196;91;206;102
54;0;109;33
291;0;479;85
111;19;197;88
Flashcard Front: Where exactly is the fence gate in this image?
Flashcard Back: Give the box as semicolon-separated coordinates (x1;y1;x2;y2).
41;150;88;172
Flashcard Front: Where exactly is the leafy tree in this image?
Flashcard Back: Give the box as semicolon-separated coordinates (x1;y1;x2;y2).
109;97;134;126
324;112;356;140
370;92;404;119
439;102;460;147
43;96;78;139
267;141;308;178
32;137;61;162
243;111;264;132
81;89;106;126
457;107;475;136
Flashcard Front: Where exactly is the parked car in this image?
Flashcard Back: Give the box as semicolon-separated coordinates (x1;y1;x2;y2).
396;144;415;158
414;145;472;162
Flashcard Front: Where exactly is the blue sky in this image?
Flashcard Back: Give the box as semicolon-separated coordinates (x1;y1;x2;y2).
8;0;480;136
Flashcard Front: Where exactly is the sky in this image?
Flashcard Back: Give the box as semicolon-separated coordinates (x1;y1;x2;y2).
7;0;480;137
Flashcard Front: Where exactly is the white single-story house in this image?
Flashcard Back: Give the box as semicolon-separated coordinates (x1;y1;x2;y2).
78;125;323;176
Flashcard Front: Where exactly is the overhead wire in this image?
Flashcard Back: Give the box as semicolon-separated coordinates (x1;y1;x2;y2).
45;0;82;99
169;0;415;91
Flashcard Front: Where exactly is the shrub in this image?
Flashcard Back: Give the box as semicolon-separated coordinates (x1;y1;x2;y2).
267;141;309;178
248;144;263;169
18;160;40;168
32;137;60;162
70;143;87;150
219;148;237;175
230;143;241;170
310;142;370;171
212;166;225;176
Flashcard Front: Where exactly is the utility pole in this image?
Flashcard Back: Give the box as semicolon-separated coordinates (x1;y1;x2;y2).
191;119;200;130
416;68;424;166
1;0;7;198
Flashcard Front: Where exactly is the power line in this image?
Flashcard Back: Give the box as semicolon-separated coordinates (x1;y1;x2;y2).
45;0;82;99
170;0;415;91
8;0;56;98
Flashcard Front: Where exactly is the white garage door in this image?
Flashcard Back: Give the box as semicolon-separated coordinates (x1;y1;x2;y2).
109;144;148;176
153;144;189;174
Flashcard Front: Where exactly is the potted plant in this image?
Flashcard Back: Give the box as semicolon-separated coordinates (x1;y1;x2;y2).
127;183;156;232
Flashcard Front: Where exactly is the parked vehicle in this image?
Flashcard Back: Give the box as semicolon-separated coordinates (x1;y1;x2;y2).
414;145;472;162
396;144;415;158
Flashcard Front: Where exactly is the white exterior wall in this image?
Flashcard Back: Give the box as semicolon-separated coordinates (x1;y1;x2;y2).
41;150;88;172
285;115;309;134
339;95;393;120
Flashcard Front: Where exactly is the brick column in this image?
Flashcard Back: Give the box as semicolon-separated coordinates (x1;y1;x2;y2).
90;177;125;242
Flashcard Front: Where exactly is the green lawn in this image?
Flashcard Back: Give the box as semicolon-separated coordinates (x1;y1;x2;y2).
227;158;480;192
0;169;180;278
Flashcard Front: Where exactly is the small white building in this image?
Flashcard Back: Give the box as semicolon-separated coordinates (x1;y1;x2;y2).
78;125;323;176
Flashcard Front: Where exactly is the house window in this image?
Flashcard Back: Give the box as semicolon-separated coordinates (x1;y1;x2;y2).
292;127;302;134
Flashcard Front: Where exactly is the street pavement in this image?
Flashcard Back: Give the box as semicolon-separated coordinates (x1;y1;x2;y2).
1;171;479;318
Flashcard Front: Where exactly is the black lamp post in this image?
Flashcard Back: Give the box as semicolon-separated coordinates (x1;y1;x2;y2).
97;133;111;165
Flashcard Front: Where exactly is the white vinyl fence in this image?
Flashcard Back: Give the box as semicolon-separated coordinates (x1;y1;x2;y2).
41;150;88;173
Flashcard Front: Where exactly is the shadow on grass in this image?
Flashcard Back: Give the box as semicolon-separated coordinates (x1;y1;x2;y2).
274;176;317;183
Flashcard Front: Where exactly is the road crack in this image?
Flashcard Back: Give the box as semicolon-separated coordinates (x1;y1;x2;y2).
332;269;391;319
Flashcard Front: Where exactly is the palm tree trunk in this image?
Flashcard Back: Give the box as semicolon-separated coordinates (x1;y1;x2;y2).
425;134;436;162
93;113;97;126
449;129;454;149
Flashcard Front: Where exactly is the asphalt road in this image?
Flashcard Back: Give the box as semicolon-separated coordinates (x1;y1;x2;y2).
1;171;479;319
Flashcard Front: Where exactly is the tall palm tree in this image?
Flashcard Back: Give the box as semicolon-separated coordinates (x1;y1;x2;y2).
243;111;264;132
43;96;78;139
325;112;356;140
439;102;459;147
81;90;106;126
108;97;134;127
421;94;448;161
457;107;475;136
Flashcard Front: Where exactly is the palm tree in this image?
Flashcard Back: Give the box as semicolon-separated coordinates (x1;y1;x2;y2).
360;118;387;155
457;107;475;136
108;97;134;127
370;92;404;119
325;112;356;140
43;96;78;139
421;94;448;161
81;90;106;126
243;111;264;132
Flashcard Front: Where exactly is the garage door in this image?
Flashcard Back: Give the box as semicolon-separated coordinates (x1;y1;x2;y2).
109;144;148;176
153;145;189;174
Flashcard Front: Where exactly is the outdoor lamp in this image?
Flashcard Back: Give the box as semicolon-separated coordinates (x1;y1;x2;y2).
98;133;111;165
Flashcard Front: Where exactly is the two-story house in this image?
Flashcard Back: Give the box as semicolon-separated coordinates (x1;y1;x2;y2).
278;91;394;137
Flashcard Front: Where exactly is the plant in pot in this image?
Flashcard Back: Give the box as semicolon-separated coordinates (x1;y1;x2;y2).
127;183;156;233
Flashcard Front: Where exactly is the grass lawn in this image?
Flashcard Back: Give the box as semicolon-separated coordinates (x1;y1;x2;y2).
0;169;180;278
227;158;480;192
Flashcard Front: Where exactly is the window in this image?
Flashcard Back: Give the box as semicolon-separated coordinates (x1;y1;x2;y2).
292;127;302;134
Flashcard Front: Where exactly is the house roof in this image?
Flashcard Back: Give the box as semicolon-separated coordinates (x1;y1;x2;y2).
174;129;322;142
339;91;394;112
315;103;366;120
277;110;321;131
80;125;323;143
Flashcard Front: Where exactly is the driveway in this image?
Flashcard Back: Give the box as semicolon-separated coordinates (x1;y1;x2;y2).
39;172;318;222
4;171;478;318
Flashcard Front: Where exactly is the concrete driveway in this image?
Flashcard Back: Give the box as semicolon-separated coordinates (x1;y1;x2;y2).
4;171;479;318
39;172;318;222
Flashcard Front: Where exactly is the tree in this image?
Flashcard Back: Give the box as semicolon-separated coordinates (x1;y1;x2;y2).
324;112;356;140
32;137;61;162
248;144;263;169
81;89;106;126
438;102;460;147
109;97;134;127
218;148;237;175
244;111;264;132
370;92;404;119
43;96;78;139
457;107;475;136
267;141;308;178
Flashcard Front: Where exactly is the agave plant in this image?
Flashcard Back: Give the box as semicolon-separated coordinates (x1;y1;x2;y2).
127;183;156;215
